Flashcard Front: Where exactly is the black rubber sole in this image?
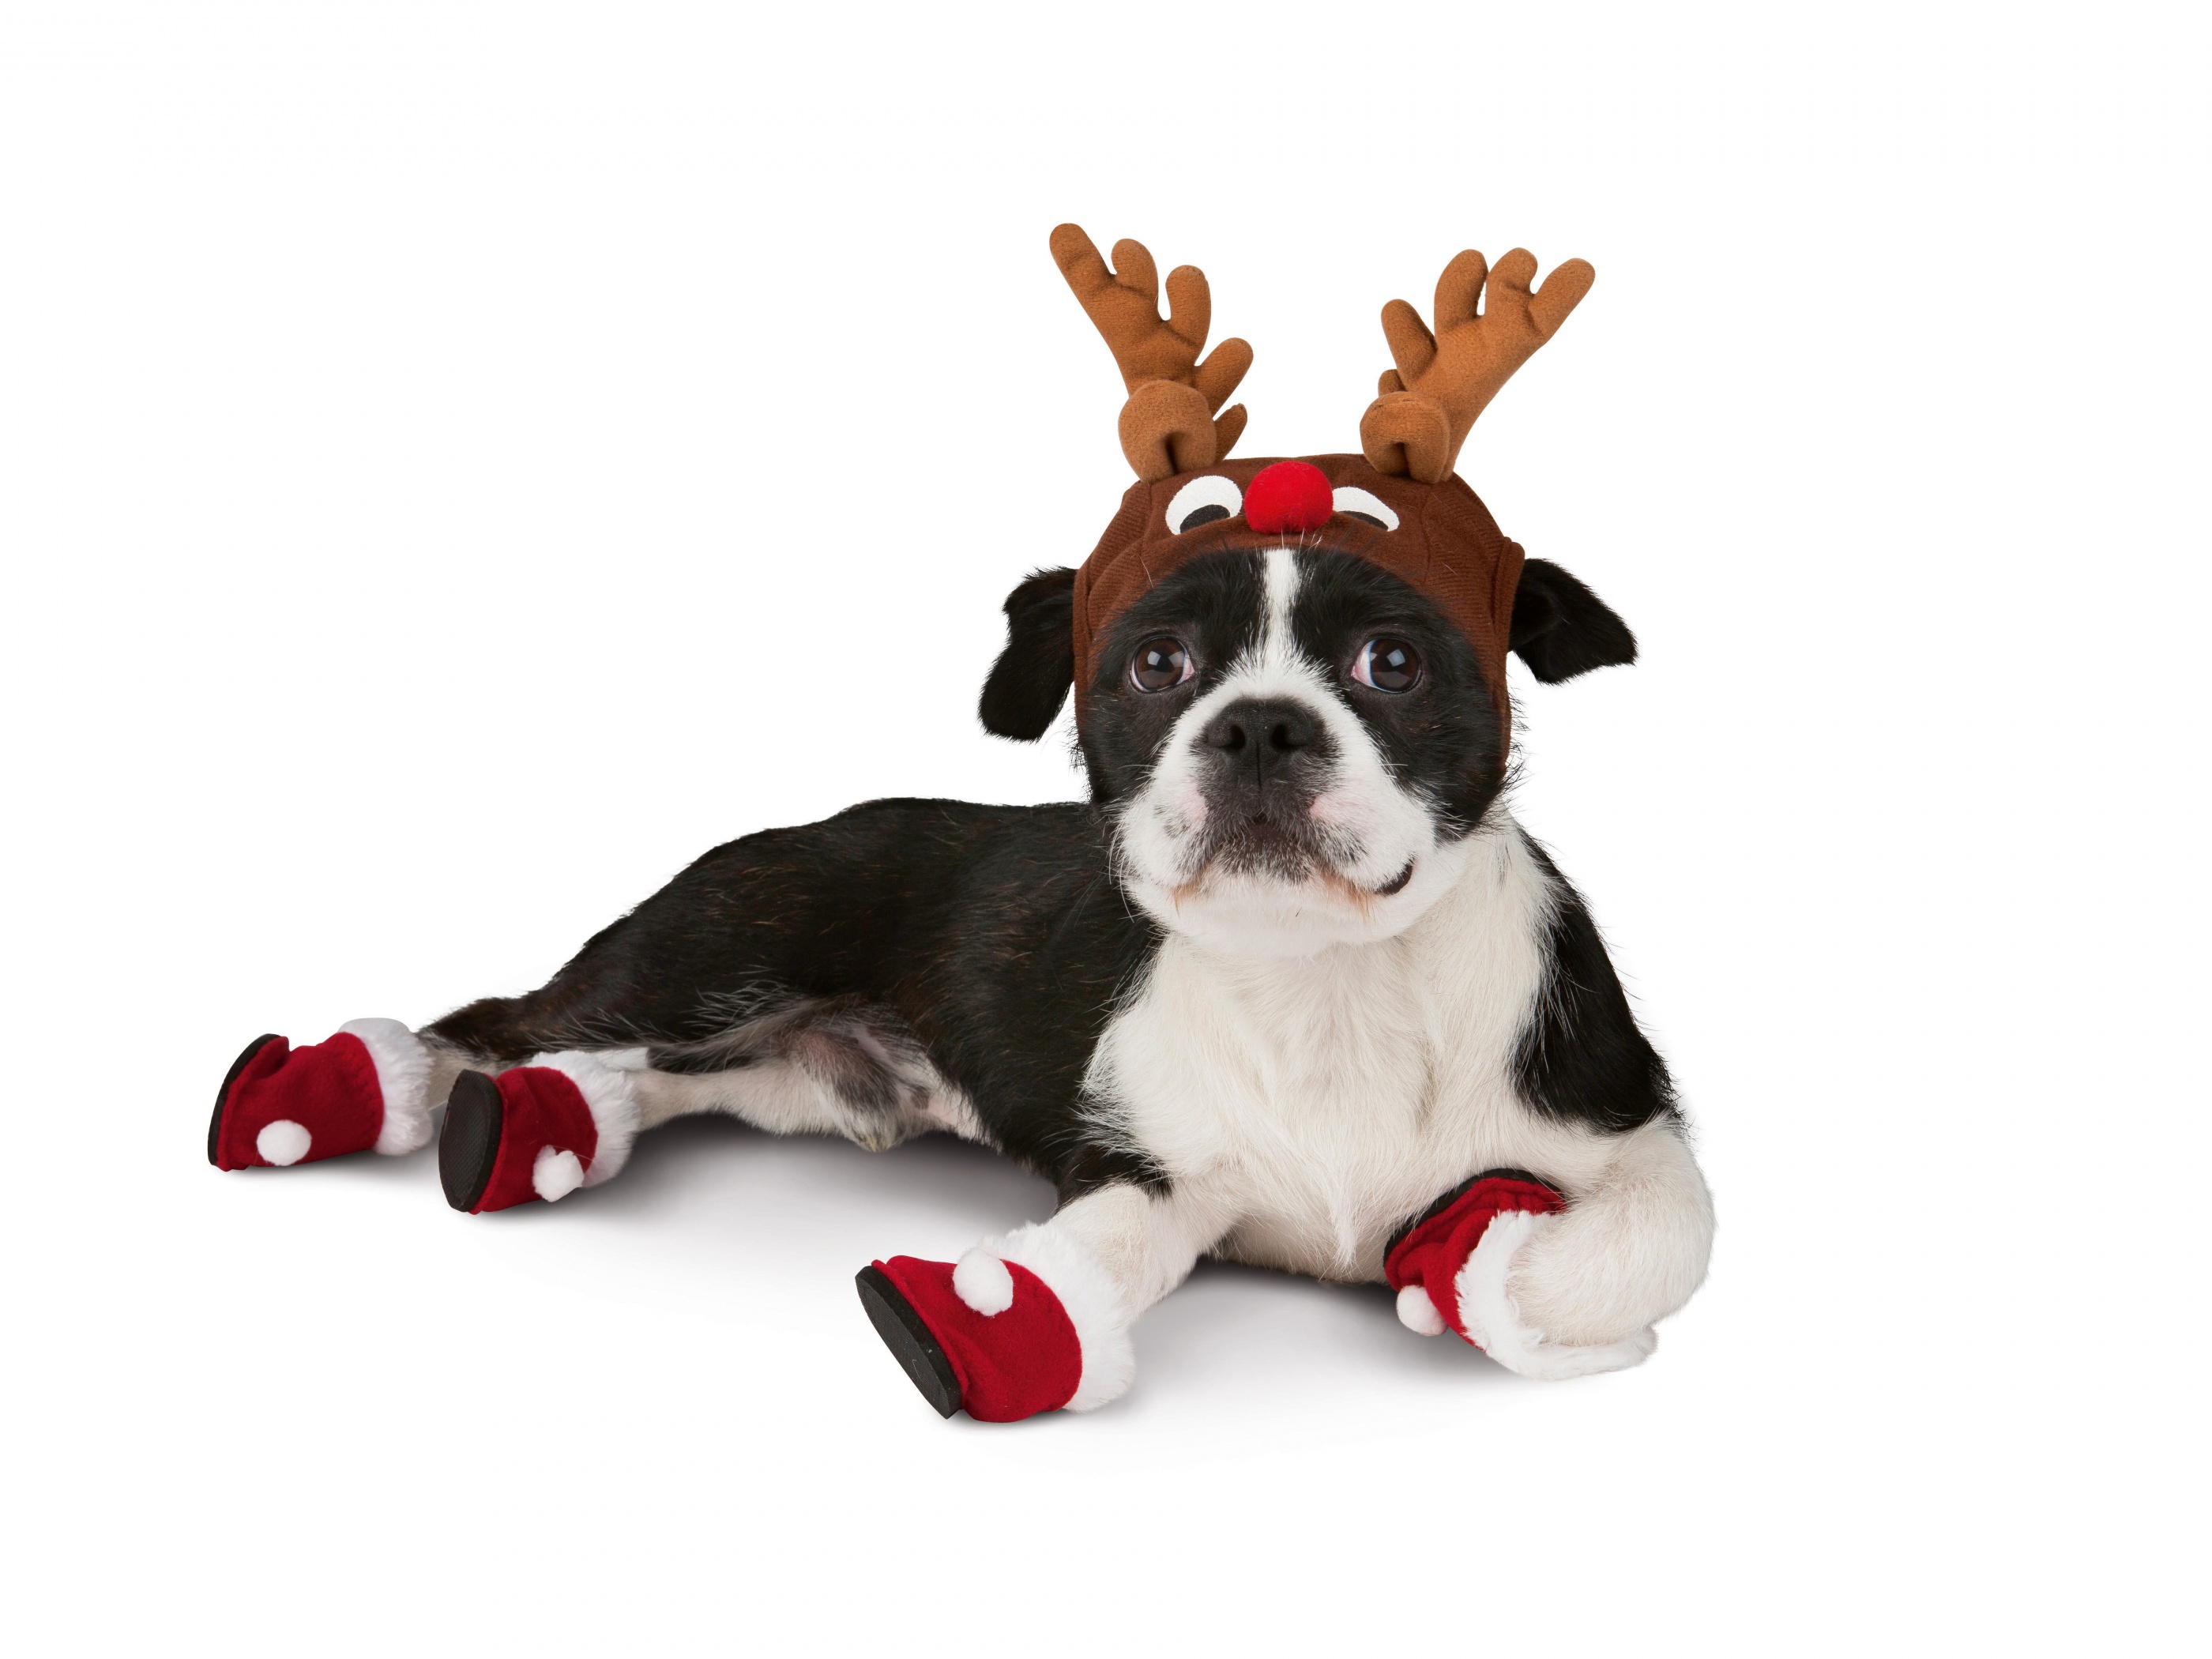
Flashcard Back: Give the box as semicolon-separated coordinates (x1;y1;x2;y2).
856;1266;962;1419
209;1034;284;1168
438;1070;503;1213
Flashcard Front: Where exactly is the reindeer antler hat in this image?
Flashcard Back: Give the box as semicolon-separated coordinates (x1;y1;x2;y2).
1055;224;1594;757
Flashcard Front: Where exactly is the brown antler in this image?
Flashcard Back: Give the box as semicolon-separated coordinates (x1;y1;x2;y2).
1360;248;1595;483
1050;224;1252;481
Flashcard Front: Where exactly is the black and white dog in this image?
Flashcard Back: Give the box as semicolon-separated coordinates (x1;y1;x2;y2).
209;233;1714;1421
232;537;1710;1415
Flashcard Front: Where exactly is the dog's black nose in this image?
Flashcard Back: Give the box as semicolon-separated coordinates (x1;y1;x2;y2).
1202;698;1322;781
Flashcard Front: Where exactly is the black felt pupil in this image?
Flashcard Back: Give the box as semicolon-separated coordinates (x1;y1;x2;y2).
1132;640;1188;692
1176;504;1232;532
1343;511;1386;529
1367;640;1419;691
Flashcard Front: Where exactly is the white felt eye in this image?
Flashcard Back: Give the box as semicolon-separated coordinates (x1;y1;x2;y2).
1166;474;1243;533
1333;487;1398;531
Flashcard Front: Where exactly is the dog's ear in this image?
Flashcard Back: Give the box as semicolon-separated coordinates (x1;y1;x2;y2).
1510;559;1638;683
979;566;1078;740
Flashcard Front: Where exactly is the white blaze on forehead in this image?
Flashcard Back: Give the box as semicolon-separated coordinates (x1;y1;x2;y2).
1262;545;1299;662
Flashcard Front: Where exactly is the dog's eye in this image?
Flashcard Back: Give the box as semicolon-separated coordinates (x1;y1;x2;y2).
1165;475;1243;534
1130;638;1194;693
1332;487;1399;532
1352;638;1421;693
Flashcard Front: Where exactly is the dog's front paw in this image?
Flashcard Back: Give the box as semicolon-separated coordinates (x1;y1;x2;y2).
1453;1210;1656;1380
1386;1172;1657;1381
855;1224;1136;1423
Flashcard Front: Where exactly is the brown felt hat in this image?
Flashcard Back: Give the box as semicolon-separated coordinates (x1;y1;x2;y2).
1051;224;1592;754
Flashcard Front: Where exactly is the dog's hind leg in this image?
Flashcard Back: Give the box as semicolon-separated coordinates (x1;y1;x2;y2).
626;1000;958;1151
856;1180;1236;1423
419;988;964;1211
434;1043;947;1216
406;974;721;1213
209;800;1016;1187
430;1049;644;1214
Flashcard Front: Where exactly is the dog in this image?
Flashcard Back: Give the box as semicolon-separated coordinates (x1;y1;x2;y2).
208;228;1716;1421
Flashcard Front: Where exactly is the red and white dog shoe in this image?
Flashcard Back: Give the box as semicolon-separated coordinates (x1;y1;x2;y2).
1386;1168;1657;1379
438;1053;640;1213
855;1224;1134;1421
208;1019;434;1171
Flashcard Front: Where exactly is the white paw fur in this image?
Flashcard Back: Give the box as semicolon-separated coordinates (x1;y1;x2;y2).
1454;1210;1658;1380
1501;1118;1716;1346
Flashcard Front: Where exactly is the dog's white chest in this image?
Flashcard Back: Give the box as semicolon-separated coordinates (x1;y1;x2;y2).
1087;821;1577;1281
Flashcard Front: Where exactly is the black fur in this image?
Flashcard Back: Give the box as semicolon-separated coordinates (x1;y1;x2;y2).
1510;557;1638;683
1288;549;1505;830
426;799;1168;1202
978;567;1077;740
1085;546;1506;817
1081;547;1268;802
1511;841;1677;1135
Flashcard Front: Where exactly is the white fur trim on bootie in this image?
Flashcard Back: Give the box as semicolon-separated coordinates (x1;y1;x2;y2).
529;1051;641;1187
337;1018;434;1157
1453;1209;1658;1381
953;1248;1017;1315
256;1119;312;1166
988;1223;1136;1413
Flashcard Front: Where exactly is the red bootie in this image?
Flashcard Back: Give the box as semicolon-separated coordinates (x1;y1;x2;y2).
1386;1168;1657;1379
1384;1169;1566;1341
855;1227;1134;1422
438;1054;639;1213
209;1020;434;1171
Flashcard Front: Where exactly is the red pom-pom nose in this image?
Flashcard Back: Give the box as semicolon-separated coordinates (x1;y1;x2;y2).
1243;461;1334;535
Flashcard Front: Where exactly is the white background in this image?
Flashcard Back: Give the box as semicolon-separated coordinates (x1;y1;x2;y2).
3;4;2205;1653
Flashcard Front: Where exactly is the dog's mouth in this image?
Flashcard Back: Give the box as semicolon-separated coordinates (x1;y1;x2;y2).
1172;816;1414;905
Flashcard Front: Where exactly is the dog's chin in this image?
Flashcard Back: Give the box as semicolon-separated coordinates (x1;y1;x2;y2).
1127;822;1456;958
1187;821;1326;885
